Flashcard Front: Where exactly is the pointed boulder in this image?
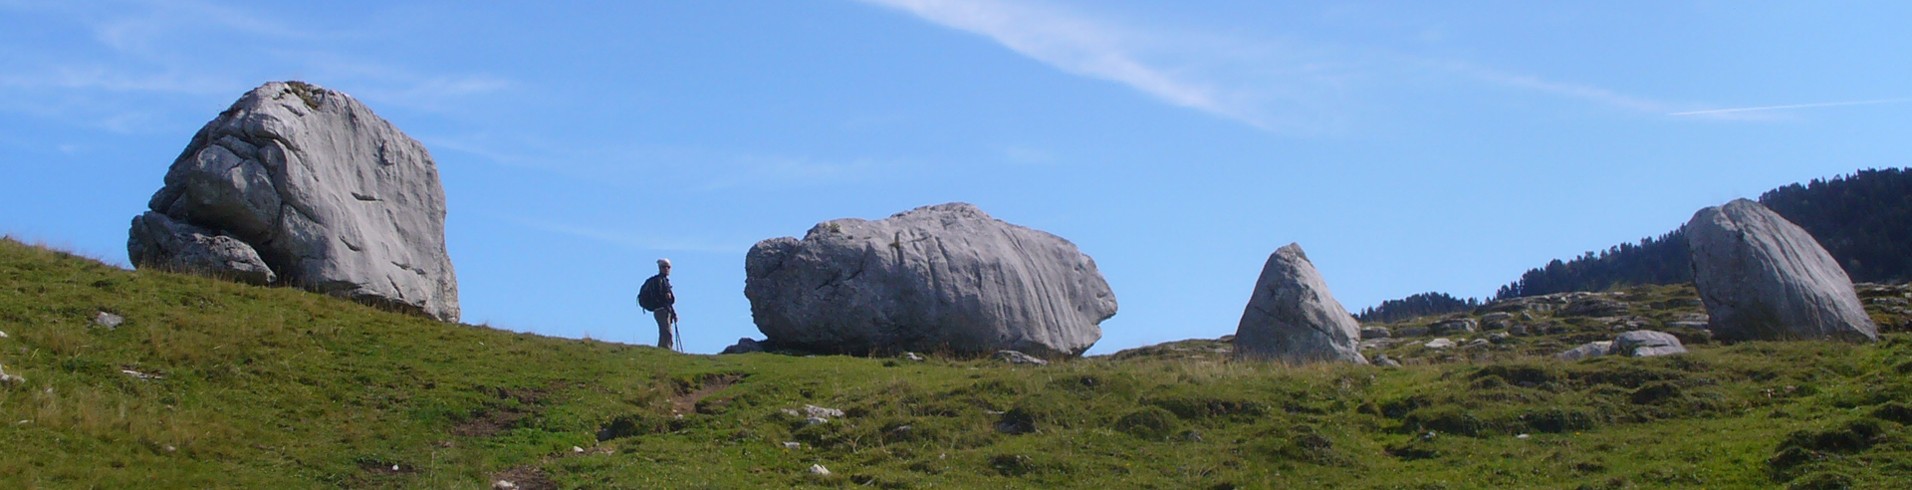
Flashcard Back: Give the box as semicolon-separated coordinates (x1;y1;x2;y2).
1686;199;1875;342
1233;244;1368;364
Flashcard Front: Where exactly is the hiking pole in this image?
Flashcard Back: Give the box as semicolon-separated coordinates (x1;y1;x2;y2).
671;310;683;353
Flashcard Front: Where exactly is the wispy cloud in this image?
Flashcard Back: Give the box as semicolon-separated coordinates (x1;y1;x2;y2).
855;0;1345;133
1431;60;1676;114
1669;97;1912;118
427;134;903;192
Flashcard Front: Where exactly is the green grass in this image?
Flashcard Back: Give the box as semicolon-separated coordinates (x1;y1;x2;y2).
3;237;1910;488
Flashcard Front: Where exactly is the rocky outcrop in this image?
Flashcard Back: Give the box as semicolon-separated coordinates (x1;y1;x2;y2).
1686;199;1874;342
1613;330;1687;357
127;81;459;321
743;203;1115;357
1232;244;1367;364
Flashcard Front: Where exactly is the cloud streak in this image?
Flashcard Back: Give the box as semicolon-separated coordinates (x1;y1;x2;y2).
1669;97;1912;118
855;0;1330;133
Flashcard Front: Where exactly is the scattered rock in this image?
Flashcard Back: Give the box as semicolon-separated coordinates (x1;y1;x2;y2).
1613;330;1686;357
803;416;829;426
1667;321;1708;330
994;350;1049;366
93;312;124;329
571;446;584;454
744;203;1115;357
1686;199;1876;342
902;352;925;362
493;480;518;490
783;441;802;450
128;81;460;322
720;338;764;354
808;464;831;476
1398;326;1430;337
1;330;9;339
1360;326;1391;340
1372;354;1402;367
1487;332;1511;344
1424;338;1455;349
1232;243;1367;364
121;369;161;381
1563;297;1627;318
1557;341;1614;361
786;404;844;421
1465;338;1490;348
1432;318;1477;335
0;365;22;385
1507;324;1529;336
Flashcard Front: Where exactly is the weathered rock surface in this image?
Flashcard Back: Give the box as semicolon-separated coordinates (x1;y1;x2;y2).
1360;326;1391;340
128;81;459;321
994;350;1049;366
1613;330;1686;357
1233;244;1367;364
128;212;276;284
720;338;765;354
1686;199;1875;342
1557;341;1613;361
743;203;1115;357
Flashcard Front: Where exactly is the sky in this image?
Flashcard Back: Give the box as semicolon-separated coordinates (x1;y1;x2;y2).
3;1;1909;354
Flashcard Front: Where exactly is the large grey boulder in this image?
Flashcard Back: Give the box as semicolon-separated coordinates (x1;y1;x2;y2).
1686;199;1874;342
1232;244;1368;364
743;203;1115;357
128;81;459;321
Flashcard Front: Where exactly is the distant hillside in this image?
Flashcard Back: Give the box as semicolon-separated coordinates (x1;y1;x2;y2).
1355;292;1479;324
1492;167;1912;301
1360;167;1912;320
8;237;1912;488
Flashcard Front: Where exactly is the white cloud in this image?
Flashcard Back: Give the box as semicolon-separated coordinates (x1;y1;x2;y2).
855;0;1343;133
1669;97;1912;119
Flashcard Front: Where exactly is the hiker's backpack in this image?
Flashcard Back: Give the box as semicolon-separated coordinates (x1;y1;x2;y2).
638;276;665;312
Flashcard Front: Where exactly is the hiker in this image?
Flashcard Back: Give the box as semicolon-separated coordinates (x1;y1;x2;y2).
638;258;677;350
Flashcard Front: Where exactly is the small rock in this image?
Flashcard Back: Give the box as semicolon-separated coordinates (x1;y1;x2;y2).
1516;434;1531;440
1488;332;1511;344
720;337;765;354
1433;318;1477;335
1614;330;1687;357
903;352;925;362
1360;326;1391;340
804;416;829;426
1423;338;1455;349
1398;326;1430;337
493;480;518;490
1557;341;1614;361
783;441;802;449
1181;430;1204;442
572;446;584;454
1466;338;1490;348
800;404;844;420
808;464;831;476
121;369;161;381
0;330;8;338
1507;324;1529;336
994;350;1048;366
1372;354;1402;368
94;312;125;329
1480;312;1513;324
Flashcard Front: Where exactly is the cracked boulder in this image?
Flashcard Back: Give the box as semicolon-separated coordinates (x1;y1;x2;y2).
743;203;1115;357
127;81;459;321
1686;199;1873;342
1232;243;1367;364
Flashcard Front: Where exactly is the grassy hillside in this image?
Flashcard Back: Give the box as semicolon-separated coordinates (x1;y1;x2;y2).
3;237;1911;488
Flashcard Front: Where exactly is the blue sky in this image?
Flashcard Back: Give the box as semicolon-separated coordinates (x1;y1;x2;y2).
4;1;1909;354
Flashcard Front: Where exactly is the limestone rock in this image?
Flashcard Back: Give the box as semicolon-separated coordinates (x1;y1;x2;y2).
744;203;1115;357
1432;318;1477;335
1614;330;1686;357
127;212;276;284
1557;341;1613;361
93;312;124;329
720;338;765;354
1232;244;1367;364
1360;326;1391;340
1686;199;1875;342
1424;338;1455;349
994;350;1049;366
128;81;459;321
